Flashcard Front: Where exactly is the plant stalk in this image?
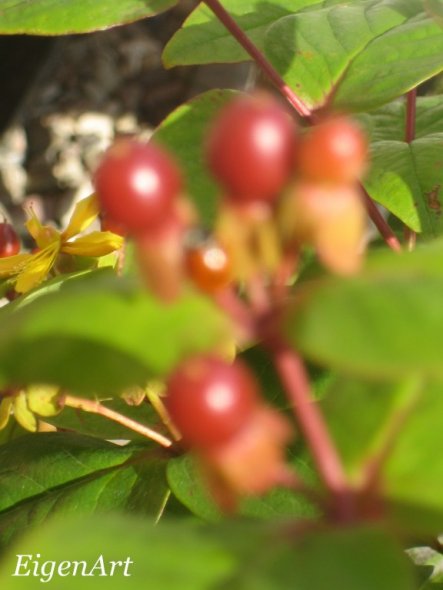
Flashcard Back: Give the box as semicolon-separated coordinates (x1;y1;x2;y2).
272;343;353;515
361;189;402;252
203;0;312;118
62;394;173;448
404;88;417;249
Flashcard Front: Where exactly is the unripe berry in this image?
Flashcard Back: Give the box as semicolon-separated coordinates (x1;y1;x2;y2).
206;94;297;203
165;356;259;448
282;181;366;275
297;117;367;183
94;139;182;234
185;231;231;294
0;222;20;258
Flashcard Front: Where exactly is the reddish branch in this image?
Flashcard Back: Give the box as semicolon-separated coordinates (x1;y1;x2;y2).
203;0;312;118
404;88;417;249
272;343;351;504
361;189;402;252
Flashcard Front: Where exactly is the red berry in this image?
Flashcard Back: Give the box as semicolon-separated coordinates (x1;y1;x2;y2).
165;356;259;448
297;117;367;183
94;139;182;234
185;232;231;294
206;94;297;203
0;222;20;258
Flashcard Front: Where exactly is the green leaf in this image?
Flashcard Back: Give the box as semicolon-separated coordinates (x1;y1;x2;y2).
224;526;416;590
0;433;169;548
364;140;428;233
321;376;419;481
323;375;443;533
167;454;317;522
162;0;320;67
154;90;237;226
0;515;236;590
265;0;443;112
359;96;443;233
286;239;443;380
0;271;229;395
383;382;443;533
408;546;443;587
0;0;177;35
359;95;443;143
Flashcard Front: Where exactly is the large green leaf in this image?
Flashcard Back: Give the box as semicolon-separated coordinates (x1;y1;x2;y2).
0;514;416;590
286;239;443;380
0;271;229;395
359;96;443;143
364;137;443;234
0;515;236;590
0;0;177;35
0;433;169;548
167;454;317;522
223;526;416;590
265;0;443;112
162;0;320;67
154;89;237;226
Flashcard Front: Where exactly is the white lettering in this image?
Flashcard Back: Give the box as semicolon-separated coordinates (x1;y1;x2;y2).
12;554;32;577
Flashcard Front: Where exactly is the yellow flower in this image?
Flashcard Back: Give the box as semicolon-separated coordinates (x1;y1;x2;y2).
0;195;123;293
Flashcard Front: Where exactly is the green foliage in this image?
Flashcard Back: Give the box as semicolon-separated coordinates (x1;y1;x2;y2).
0;433;168;548
364;139;440;233
167;454;318;522
0;0;177;35
0;270;229;395
165;1;443;113
163;0;320;67
359;97;443;234
286;239;443;380
2;0;443;586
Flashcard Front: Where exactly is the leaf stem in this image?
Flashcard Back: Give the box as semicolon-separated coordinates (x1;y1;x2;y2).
404;88;417;249
272;341;354;518
203;0;312;118
405;88;417;144
62;394;173;448
361;188;402;252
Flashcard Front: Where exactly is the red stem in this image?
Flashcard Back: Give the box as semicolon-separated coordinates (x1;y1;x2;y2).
203;0;312;118
361;188;402;252
405;88;417;144
404;88;417;249
272;343;349;497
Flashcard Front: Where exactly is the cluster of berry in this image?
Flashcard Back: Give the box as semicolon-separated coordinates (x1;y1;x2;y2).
93;93;368;507
95;93;367;298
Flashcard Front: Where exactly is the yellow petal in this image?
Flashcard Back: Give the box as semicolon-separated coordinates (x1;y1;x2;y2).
62;194;100;240
25;207;61;249
15;242;59;293
0;253;32;278
25;206;45;241
62;231;123;257
14;391;37;432
0;397;13;430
